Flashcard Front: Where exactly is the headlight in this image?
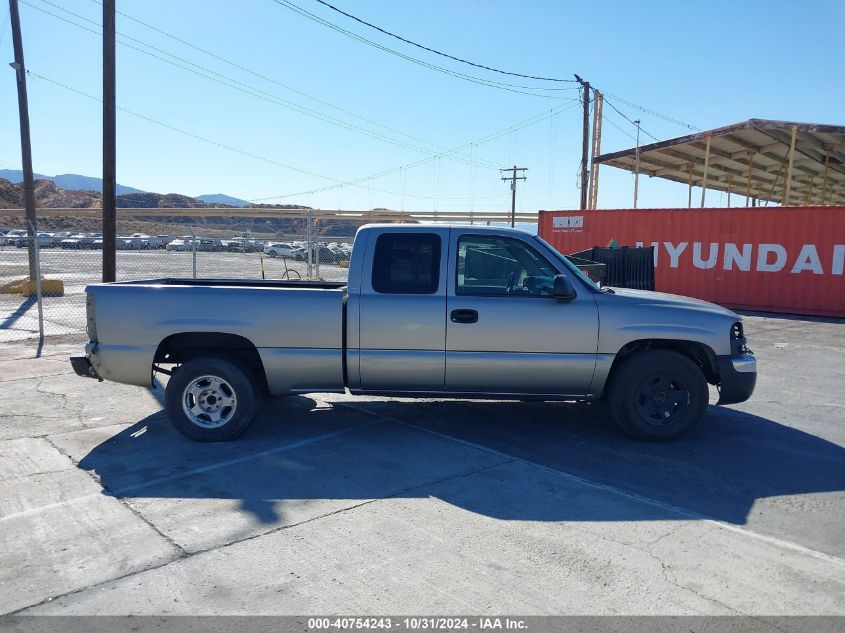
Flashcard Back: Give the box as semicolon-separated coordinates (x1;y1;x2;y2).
731;321;744;340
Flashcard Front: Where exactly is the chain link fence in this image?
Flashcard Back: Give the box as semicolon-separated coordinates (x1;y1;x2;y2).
0;212;367;343
1;209;530;344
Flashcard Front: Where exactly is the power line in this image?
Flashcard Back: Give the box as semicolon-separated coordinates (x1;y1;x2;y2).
310;0;577;84
268;0;579;98
0;6;10;49
25;0;500;170
601;109;638;142
259;99;581;200
601;91;700;132
25;70;445;201
276;1;701;141
25;70;520;204
78;0;500;169
602;96;661;142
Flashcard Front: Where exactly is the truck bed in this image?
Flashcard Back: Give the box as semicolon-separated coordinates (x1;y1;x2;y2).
114;277;347;290
85;277;347;392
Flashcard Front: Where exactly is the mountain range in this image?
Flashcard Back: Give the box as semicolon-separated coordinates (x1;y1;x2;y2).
0;170;250;206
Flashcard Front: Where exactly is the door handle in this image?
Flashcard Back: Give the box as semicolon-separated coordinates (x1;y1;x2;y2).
450;309;478;324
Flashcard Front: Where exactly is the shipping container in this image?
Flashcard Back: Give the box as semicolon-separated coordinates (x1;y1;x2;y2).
539;207;845;317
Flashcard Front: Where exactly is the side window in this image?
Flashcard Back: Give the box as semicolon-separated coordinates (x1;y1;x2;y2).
456;235;558;297
372;233;441;294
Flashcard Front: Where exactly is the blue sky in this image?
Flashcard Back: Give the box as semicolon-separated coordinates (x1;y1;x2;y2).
1;0;843;212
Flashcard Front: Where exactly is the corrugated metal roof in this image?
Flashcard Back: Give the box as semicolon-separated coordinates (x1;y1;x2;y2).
594;119;845;206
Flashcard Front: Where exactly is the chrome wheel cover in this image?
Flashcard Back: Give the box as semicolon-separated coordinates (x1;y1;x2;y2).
182;375;237;428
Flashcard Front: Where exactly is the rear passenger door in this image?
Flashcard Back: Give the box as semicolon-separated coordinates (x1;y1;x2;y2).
357;228;449;391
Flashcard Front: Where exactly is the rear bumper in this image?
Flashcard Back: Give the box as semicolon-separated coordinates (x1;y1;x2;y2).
715;353;757;405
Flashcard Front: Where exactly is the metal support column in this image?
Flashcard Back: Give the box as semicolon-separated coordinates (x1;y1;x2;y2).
687;165;693;208
782;125;798;206
727;175;732;207
745;151;755;206
305;209;313;279
700;135;711;207
587;90;603;210
822;149;831;205
633;119;641;209
28;220;43;343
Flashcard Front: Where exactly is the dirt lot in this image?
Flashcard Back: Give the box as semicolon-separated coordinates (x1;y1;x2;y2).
1;313;844;616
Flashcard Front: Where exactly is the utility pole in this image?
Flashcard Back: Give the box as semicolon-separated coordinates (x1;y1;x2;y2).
575;74;590;210
500;166;527;228
9;0;37;281
102;0;116;282
633;119;641;209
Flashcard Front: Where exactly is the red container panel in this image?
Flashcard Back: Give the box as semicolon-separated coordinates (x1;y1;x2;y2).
539;207;845;317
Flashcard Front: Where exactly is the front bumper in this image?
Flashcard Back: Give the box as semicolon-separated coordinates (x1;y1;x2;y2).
715;354;757;405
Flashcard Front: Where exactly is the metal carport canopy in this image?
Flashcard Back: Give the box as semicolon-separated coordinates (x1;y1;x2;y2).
593;119;845;206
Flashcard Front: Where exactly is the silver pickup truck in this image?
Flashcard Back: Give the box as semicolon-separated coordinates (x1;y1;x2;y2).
71;224;756;442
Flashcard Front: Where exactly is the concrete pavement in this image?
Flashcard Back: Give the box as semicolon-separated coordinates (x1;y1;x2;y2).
1;315;844;615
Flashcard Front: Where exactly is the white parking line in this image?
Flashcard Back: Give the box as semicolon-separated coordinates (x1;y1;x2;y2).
337;403;845;569
116;420;380;495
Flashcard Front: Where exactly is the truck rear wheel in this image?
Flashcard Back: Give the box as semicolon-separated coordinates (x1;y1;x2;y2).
164;357;261;442
607;349;708;441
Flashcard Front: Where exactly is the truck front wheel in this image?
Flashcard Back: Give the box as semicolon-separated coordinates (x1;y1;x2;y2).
164;357;261;441
607;349;708;441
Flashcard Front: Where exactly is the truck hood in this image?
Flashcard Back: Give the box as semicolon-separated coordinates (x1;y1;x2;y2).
605;287;740;319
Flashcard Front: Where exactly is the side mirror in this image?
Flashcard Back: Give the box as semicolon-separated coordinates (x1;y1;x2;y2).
553;274;577;301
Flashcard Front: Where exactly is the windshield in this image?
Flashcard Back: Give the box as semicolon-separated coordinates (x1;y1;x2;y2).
533;235;601;291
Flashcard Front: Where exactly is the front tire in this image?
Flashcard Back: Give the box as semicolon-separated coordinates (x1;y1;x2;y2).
164;357;261;441
607;349;708;441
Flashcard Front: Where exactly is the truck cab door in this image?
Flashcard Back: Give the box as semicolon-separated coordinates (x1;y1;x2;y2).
355;227;449;391
445;230;599;396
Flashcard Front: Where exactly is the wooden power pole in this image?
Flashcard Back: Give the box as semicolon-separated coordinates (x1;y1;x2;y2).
102;0;116;282
500;166;527;227
576;75;591;211
9;0;37;281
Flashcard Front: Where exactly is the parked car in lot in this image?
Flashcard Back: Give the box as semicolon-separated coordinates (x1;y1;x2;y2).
72;224;756;443
289;245;346;263
61;234;97;249
227;238;264;253
16;233;58;248
165;237;196;252
196;238;224;252
1;229;26;245
263;242;295;258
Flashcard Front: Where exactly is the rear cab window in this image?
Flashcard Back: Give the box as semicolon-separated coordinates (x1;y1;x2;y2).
372;233;441;294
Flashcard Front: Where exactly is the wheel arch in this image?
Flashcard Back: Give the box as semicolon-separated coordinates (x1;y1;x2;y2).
603;338;718;396
153;331;269;393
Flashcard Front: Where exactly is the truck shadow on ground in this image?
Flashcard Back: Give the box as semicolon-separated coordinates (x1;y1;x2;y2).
77;394;845;530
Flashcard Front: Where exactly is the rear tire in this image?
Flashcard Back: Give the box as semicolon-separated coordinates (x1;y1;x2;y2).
607;349;708;441
164;357;261;442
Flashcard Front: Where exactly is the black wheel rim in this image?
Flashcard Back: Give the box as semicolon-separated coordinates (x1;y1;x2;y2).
633;372;691;427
